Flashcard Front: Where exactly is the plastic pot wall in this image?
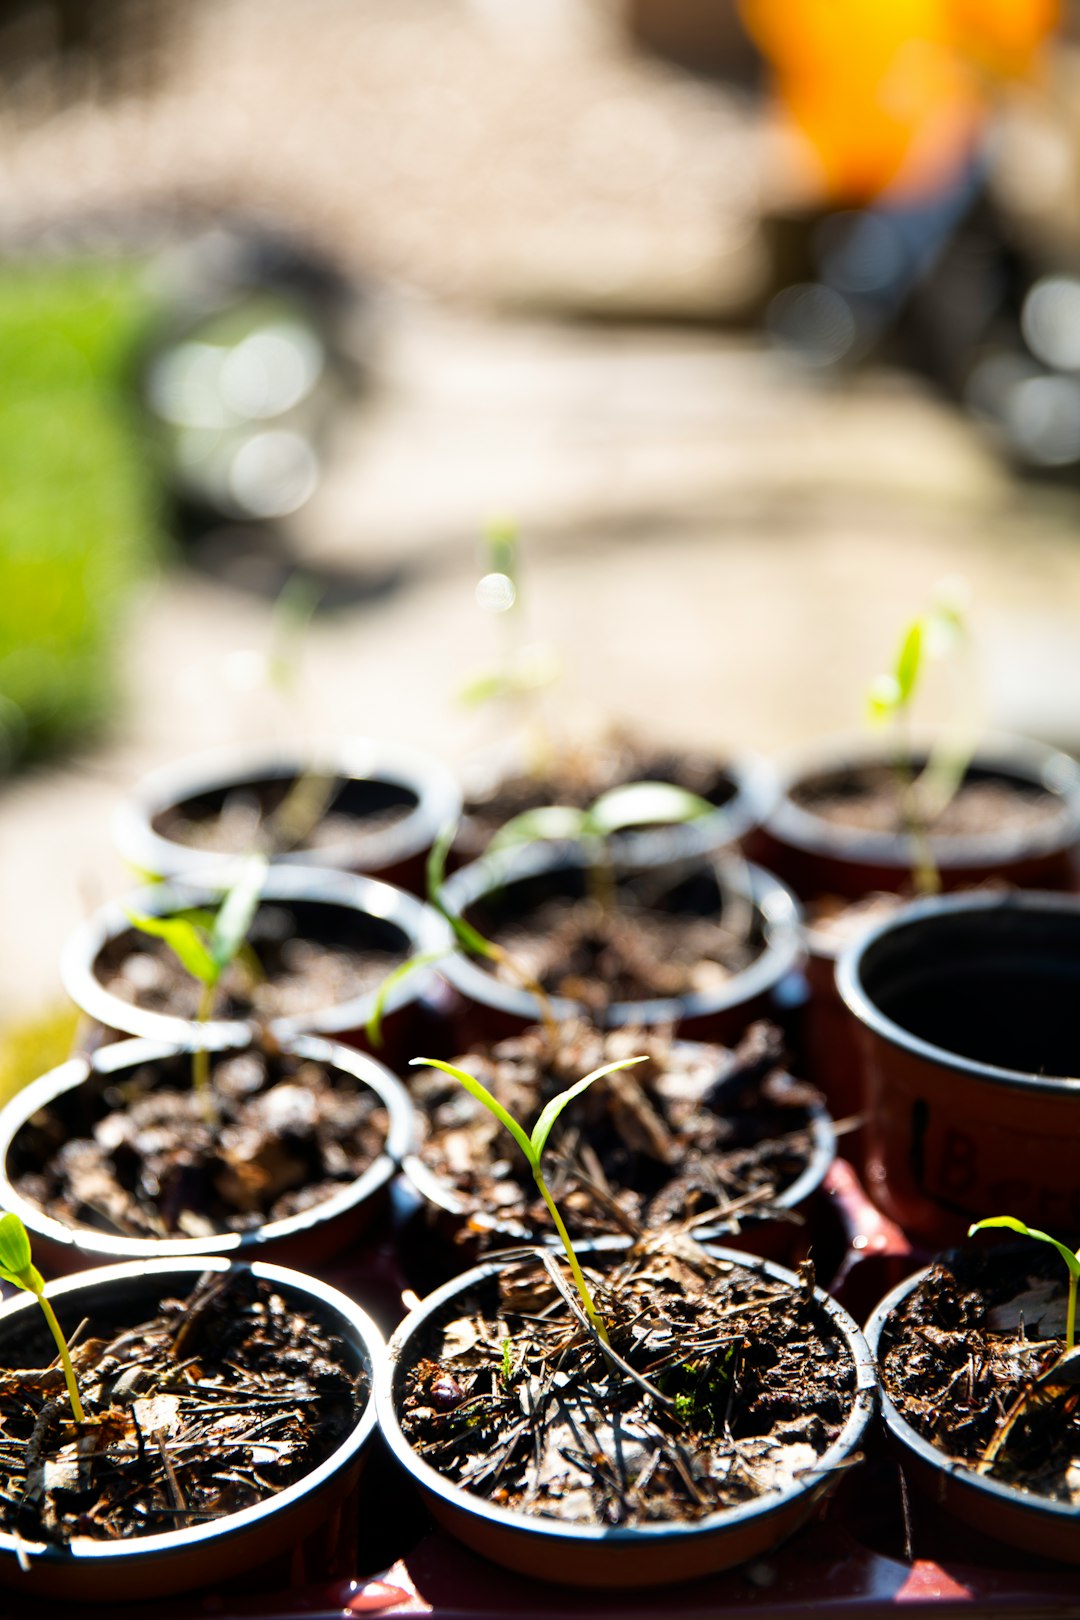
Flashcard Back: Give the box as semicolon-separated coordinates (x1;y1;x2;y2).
114;738;462;897
837;890;1080;1246
0;1257;383;1602
438;843;803;1049
377;1244;875;1588
60;864;451;1067
866;1259;1080;1565
0;1032;417;1275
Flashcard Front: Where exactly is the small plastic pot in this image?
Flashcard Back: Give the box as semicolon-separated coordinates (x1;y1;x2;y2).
866;1258;1080;1565
0;1256;383;1602
455;745;778;870
438;843;803;1048
377;1244;876;1587
837;889;1080;1246
755;736;1080;1140
0;1032;416;1276
403;1037;835;1272
60;864;451;1063
752;734;1080;904
113;738;462;896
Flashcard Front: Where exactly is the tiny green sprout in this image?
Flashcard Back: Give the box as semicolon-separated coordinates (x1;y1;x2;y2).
969;1216;1080;1351
126;853;268;1119
0;1212;84;1422
410;1052;647;1345
488;779;714;909
500;1337;514;1385
459;515;561;773
865;578;973;897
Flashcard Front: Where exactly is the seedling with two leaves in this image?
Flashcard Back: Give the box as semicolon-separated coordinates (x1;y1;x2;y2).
365;781;713;1049
410;1052;646;1345
865;579;975;895
0;1212;84;1422
126;853;268;1122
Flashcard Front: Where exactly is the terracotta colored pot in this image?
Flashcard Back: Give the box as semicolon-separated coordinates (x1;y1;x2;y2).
377;1244;875;1587
60;864;450;1064
437;844;803;1048
0;1257;382;1602
403;1037;835;1272
456;745;778;871
113;738;462;896
866;1257;1080;1565
754;736;1080;1139
752;734;1080;904
0;1032;416;1275
837;890;1080;1246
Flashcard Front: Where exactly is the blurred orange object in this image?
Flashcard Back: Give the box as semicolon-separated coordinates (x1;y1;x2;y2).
740;0;1059;203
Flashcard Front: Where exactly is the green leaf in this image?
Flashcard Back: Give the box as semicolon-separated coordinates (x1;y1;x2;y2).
426;821;456;908
583;781;713;838
530;1055;647;1160
365;950;447;1047
483;514;518;586
893;619;924;706
0;1212;42;1294
426;823;502;964
865;673;900;725
126;910;219;987
411;1057;536;1167
458;670;511;709
486;805;585;856
209;854;268;974
969;1216;1080;1277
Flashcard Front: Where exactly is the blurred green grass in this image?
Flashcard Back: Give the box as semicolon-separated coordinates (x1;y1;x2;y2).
0;260;162;767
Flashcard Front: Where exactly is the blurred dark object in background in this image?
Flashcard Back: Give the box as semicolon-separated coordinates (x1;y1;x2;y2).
0;0;177;103
141;221;374;557
624;0;761;86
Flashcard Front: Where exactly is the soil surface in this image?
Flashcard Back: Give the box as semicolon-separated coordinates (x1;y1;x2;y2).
805;891;903;952
878;1244;1080;1505
95;901;404;1025
399;1244;857;1526
0;1267;364;1546
461;735;737;856
410;1021;824;1246
157;773;415;860
10;1046;389;1239
791;766;1064;840
475;865;762;1008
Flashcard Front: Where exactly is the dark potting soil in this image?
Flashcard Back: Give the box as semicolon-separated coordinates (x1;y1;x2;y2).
462;738;736;852
805;891;902;951
410;1022;823;1244
156;773;415;859
0;1267;364;1546
481;870;761;1006
878;1245;1080;1505
399;1246;856;1525
790;765;1063;840
95;902;404;1025
10;1047;389;1239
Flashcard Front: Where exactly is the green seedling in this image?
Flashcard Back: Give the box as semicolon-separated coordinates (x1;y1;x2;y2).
126;853;268;1120
459;515;561;774
0;1212;84;1422
410;1052;647;1345
969;1216;1080;1351
487;779;714;909
366;823;559;1049
500;1337;514;1385
865;578;973;896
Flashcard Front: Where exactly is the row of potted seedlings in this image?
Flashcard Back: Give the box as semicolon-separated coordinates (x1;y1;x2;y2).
2;710;1080;1600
